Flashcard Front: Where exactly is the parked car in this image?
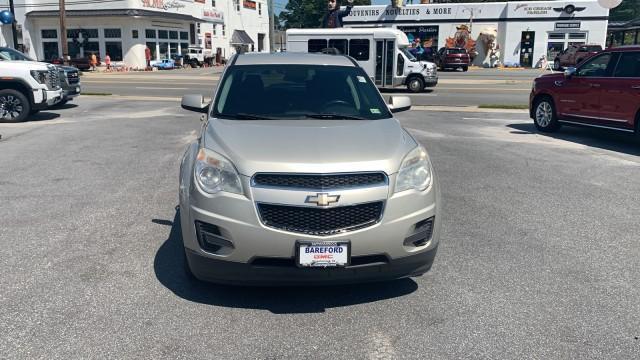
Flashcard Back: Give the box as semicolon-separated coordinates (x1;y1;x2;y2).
151;59;175;70
0;47;80;107
179;52;441;285
553;44;603;71
51;56;101;71
530;46;640;139
435;47;471;71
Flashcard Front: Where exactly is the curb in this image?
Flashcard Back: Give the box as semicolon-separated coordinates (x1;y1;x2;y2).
412;105;529;114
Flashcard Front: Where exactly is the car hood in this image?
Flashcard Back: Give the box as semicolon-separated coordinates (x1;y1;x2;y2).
537;73;564;81
0;60;53;71
203;118;418;176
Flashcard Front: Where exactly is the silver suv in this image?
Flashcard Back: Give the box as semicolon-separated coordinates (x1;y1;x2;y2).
179;53;440;285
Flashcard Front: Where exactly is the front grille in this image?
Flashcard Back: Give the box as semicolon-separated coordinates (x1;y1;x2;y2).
66;71;80;85
46;67;60;90
253;172;387;190
258;201;384;236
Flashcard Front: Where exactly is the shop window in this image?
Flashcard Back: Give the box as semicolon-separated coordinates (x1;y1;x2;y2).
211;0;216;6
132;30;139;39
259;3;262;15
180;43;189;54
85;29;99;38
170;43;179;57
222;25;226;37
159;43;168;59
170;31;179;40
41;29;57;39
180;31;189;40
213;25;217;36
105;41;123;61
308;39;327;53
67;42;80;58
329;39;348;55
42;42;59;61
349;39;370;61
548;33;566;40
568;33;586;39
146;29;156;39
258;33;265;52
547;42;564;60
104;28;121;38
67;29;80;38
624;31;636;45
236;0;240;11
158;30;168;39
146;42;157;59
84;42;99;56
197;23;201;35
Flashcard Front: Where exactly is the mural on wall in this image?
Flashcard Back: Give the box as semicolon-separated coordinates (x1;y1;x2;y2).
445;24;477;58
477;26;500;67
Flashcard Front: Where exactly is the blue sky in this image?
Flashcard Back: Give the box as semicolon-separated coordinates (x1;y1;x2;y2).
274;0;389;15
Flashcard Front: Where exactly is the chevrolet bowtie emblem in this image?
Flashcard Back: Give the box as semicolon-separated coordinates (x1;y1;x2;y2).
305;193;340;207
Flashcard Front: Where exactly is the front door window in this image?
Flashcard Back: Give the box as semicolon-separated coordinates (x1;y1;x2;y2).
576;53;613;77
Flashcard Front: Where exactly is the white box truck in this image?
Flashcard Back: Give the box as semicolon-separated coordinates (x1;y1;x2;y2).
286;28;438;93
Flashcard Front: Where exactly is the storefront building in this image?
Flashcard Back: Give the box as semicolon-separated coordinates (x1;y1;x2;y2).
607;17;640;47
0;0;268;68
343;0;609;67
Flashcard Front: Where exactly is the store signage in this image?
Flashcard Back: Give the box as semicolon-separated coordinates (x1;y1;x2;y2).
555;22;581;29
243;0;257;9
141;0;186;10
202;8;224;23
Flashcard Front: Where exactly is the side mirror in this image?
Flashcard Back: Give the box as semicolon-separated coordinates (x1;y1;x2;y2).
181;94;209;113
564;67;577;79
388;96;411;113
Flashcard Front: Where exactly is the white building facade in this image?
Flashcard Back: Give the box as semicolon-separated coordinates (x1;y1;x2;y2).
343;0;609;67
0;0;269;68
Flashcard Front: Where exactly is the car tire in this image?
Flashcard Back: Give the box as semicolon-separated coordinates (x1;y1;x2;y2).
462;66;469;72
533;97;560;132
0;89;31;123
407;76;425;93
554;59;562;71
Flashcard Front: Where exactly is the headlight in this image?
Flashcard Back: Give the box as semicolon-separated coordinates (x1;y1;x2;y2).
194;148;242;195
30;70;48;85
395;146;433;193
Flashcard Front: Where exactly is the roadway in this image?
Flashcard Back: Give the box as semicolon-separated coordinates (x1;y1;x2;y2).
80;67;544;107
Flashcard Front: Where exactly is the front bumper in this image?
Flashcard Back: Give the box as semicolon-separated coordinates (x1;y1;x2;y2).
180;171;441;285
33;89;63;110
61;84;81;101
424;75;438;87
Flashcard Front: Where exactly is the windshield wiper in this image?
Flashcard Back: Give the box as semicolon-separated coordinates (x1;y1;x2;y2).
303;113;368;120
215;113;275;120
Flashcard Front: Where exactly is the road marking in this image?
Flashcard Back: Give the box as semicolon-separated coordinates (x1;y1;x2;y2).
463;117;527;121
135;86;190;90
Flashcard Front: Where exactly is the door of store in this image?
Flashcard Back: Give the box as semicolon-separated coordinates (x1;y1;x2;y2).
520;31;535;67
375;40;395;87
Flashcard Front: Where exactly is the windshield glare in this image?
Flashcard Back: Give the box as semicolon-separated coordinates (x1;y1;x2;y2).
0;47;34;61
401;48;417;62
213;64;392;120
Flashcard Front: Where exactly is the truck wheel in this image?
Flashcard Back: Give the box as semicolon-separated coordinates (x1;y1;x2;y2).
0;89;31;123
407;77;425;93
554;60;561;71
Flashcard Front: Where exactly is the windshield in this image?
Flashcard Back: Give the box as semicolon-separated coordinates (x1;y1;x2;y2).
212;64;393;120
580;46;602;52
0;47;34;61
400;48;417;62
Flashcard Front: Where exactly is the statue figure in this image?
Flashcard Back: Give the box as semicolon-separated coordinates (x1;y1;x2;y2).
323;0;354;28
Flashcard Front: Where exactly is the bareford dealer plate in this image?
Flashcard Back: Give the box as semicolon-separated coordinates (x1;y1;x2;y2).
296;241;350;268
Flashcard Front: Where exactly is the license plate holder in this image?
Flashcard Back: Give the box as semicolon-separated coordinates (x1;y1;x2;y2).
295;241;350;268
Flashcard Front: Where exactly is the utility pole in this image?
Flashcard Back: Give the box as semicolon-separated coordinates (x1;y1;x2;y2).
59;0;69;65
268;0;275;52
8;0;18;50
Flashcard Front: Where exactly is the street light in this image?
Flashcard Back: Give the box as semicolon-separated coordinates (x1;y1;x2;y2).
462;7;481;33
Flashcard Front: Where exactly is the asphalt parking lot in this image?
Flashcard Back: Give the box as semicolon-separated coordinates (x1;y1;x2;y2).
1;97;639;359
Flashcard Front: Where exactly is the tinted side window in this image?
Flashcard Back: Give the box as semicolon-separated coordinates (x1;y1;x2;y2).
348;39;369;61
577;53;612;77
613;52;640;78
308;39;327;53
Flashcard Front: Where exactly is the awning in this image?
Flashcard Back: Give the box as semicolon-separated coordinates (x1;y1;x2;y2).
230;30;254;45
26;9;204;23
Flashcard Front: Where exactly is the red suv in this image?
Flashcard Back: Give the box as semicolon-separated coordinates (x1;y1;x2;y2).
530;46;640;139
435;47;470;71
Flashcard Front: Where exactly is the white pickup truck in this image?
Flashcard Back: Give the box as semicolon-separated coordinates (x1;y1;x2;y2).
0;59;63;122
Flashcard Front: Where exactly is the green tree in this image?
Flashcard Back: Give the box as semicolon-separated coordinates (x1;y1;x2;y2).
280;0;371;29
609;0;640;22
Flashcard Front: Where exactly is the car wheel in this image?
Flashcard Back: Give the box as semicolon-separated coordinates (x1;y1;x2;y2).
533;97;560;132
0;89;31;123
407;77;425;93
462;66;469;72
554;60;562;71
